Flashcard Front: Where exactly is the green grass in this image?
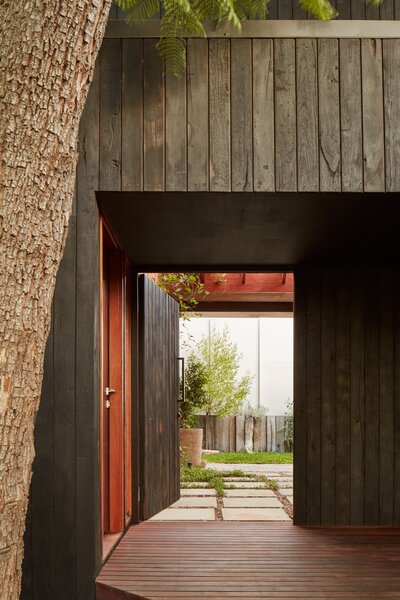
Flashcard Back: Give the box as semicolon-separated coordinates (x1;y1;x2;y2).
180;466;279;495
203;451;293;464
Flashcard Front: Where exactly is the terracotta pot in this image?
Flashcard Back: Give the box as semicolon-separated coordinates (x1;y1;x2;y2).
180;428;203;467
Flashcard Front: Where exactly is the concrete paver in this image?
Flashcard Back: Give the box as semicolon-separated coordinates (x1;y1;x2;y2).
223;481;266;488
221;508;291;521
180;488;216;496
225;489;276;497
151;508;216;521
223;497;283;508
172;497;217;508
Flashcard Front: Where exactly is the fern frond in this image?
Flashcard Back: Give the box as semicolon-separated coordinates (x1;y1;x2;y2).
299;0;337;20
233;0;269;20
158;0;205;77
194;0;242;30
115;0;160;21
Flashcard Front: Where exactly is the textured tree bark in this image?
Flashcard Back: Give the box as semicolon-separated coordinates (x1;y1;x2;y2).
0;1;111;596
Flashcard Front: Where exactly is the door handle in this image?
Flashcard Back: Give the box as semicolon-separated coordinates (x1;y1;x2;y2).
105;387;116;409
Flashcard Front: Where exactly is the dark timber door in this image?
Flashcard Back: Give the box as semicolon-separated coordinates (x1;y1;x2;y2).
139;275;180;520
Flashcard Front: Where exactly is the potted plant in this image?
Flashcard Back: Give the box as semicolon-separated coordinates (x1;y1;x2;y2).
179;355;207;467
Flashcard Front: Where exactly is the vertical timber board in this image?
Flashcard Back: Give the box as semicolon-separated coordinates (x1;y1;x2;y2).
306;267;322;525
32;324;55;599
99;39;121;191
236;415;245;452
396;0;400;19
278;0;293;17
383;40;400;192
318;39;341;192
187;39;209;191
293;0;307;18
294;267;307;525
340;39;363;192
362;39;385;192
216;417;231;452
380;0;394;18
143;40;165;191
275;416;285;453
364;268;380;523
351;0;365;18
320;269;336;525
259;416;267;452
166;63;187;191
53;212;77;599
122;39;143;191
253;417;262;452
268;0;278;18
296;39;319;192
350;269;366;525
394;269;400;523
205;415;216;450
209;39;231;191
76;60;101;595
336;0;351;18
335;269;351;525
274;39;296;192
252;39;275;192
231;39;253;191
229;416;236;451
379;268;394;525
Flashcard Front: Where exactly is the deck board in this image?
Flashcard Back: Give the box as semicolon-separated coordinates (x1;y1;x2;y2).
96;522;400;599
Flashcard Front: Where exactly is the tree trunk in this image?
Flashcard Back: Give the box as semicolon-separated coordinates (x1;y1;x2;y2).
0;1;111;596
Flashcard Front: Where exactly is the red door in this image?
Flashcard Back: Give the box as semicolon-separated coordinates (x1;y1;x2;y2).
101;226;132;537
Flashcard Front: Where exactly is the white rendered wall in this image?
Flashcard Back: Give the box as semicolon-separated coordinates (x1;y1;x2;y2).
180;317;293;415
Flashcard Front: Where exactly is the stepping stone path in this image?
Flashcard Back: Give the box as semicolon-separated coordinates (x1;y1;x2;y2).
151;465;293;521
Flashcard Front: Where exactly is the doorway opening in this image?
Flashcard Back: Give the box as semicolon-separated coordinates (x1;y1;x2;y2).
100;221;132;559
144;271;294;523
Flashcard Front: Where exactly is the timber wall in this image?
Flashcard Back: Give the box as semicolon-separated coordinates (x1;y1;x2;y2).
294;267;400;526
95;37;400;194
110;1;400;20
22;23;400;600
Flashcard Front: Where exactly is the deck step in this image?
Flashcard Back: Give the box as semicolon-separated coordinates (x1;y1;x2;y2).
96;582;145;600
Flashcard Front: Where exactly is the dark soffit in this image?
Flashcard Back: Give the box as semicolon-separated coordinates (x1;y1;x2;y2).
97;192;400;269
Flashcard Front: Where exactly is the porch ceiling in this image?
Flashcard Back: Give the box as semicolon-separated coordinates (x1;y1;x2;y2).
97;192;400;269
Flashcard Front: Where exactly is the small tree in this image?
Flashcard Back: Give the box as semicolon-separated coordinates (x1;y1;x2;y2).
193;325;253;416
180;355;208;428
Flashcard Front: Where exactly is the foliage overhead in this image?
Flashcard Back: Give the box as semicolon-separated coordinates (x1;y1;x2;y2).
156;272;208;315
116;0;384;75
189;325;253;417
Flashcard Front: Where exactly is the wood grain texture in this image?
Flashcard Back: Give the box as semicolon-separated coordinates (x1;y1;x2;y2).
318;39;341;192
143;40;164;191
209;39;231;191
97;522;400;599
231;39;252;192
320;270;336;525
187;39;209;191
122;39;143;191
296;39;319;192
383;40;400;191
100;39;121;191
340;39;363;192
139;276;179;520
252;39;274;192
362;39;385;192
166;66;187;191
274;39;296;192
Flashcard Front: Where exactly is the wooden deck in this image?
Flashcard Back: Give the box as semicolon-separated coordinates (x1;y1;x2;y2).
96;521;400;599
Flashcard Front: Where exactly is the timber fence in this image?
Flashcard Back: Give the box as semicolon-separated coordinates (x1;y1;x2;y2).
195;415;292;453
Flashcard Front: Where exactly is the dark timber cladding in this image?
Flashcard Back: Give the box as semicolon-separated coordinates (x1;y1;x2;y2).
294;267;400;526
138;276;180;520
94;37;400;194
109;0;400;19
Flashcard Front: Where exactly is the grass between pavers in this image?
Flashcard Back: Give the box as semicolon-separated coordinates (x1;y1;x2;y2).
203;451;293;464
180;466;279;496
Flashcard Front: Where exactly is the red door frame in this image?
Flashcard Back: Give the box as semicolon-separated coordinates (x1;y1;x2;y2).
101;219;133;542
